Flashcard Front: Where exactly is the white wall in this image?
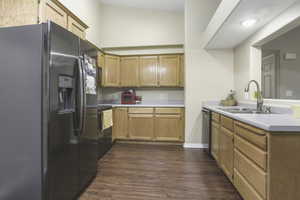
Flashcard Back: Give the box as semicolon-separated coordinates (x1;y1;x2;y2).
58;0;103;48
184;0;234;147
99;4;184;48
234;2;300;105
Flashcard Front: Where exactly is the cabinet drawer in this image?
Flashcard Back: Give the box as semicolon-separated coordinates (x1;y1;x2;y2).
155;108;182;114
235;122;267;150
128;108;154;114
234;149;267;199
234;169;264;200
235;135;267;171
221;115;234;131
212;112;220;123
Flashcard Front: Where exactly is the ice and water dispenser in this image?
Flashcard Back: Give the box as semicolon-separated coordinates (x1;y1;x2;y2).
58;75;74;112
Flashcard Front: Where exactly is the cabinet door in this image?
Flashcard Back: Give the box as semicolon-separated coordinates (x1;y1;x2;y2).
139;56;158;87
128;114;154;140
67;16;86;39
120;57;139;87
159;55;180;87
179;55;185;87
211;121;220;162
219;127;234;182
155;114;183;141
97;52;104;68
0;0;39;27
103;55;120;87
113;108;128;140
40;0;67;28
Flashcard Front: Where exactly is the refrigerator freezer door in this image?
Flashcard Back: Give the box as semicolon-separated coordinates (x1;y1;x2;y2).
0;24;44;200
48;23;80;200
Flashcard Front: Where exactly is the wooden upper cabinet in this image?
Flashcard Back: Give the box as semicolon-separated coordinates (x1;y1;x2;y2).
97;52;105;68
139;56;158;87
67;16;86;39
40;0;68;28
0;0;39;27
120;57;140;87
159;55;180;87
103;55;120;87
0;0;88;38
179;55;185;87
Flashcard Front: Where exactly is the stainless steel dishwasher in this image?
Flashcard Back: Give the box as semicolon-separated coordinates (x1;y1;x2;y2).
202;108;211;154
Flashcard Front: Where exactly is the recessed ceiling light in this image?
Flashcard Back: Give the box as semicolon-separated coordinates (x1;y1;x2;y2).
241;19;257;28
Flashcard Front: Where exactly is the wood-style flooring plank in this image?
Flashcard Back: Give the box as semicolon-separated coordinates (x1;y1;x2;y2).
79;143;242;200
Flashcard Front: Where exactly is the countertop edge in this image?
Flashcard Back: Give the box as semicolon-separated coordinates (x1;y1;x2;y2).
203;105;300;133
99;104;185;108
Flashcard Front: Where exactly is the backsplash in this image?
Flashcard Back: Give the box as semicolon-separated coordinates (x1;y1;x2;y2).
98;88;184;102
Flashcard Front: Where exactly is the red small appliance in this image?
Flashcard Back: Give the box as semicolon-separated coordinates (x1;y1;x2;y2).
121;90;136;104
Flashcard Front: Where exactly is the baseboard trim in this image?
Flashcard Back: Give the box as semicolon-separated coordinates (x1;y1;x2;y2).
183;143;208;149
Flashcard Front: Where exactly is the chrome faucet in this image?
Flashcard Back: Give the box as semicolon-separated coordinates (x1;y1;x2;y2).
245;80;264;112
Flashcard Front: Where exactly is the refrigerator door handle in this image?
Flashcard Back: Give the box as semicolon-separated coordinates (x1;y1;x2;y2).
81;57;87;136
76;57;84;135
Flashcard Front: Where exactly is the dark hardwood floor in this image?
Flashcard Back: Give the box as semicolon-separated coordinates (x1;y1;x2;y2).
80;143;242;200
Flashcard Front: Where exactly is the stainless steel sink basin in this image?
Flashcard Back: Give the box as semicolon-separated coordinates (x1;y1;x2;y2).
219;107;276;114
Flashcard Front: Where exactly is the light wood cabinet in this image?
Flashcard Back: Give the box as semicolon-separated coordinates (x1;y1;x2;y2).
159;55;180;87
112;108;128;140
103;55;120;87
211;113;300;200
0;0;39;27
0;0;88;37
40;0;67;28
113;107;185;142
120;57;140;87
97;52;105;68
99;54;184;88
155;109;184;141
128;114;154;140
139;56;158;87
219;127;234;182
179;55;185;87
234;149;266;199
211;121;220;161
67;15;86;39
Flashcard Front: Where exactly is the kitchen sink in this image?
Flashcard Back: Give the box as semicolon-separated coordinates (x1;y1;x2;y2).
219;107;276;114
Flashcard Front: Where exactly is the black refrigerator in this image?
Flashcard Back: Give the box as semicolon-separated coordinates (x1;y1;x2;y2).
0;22;98;200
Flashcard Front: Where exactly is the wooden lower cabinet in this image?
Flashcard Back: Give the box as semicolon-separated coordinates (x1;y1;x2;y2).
113;107;184;142
219;127;234;182
234;169;264;200
112;108;128;140
155;114;183;141
128;114;154;140
211;121;220;161
212;114;300;200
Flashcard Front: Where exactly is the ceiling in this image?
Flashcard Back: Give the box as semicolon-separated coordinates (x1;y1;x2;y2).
206;0;299;49
99;0;184;12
